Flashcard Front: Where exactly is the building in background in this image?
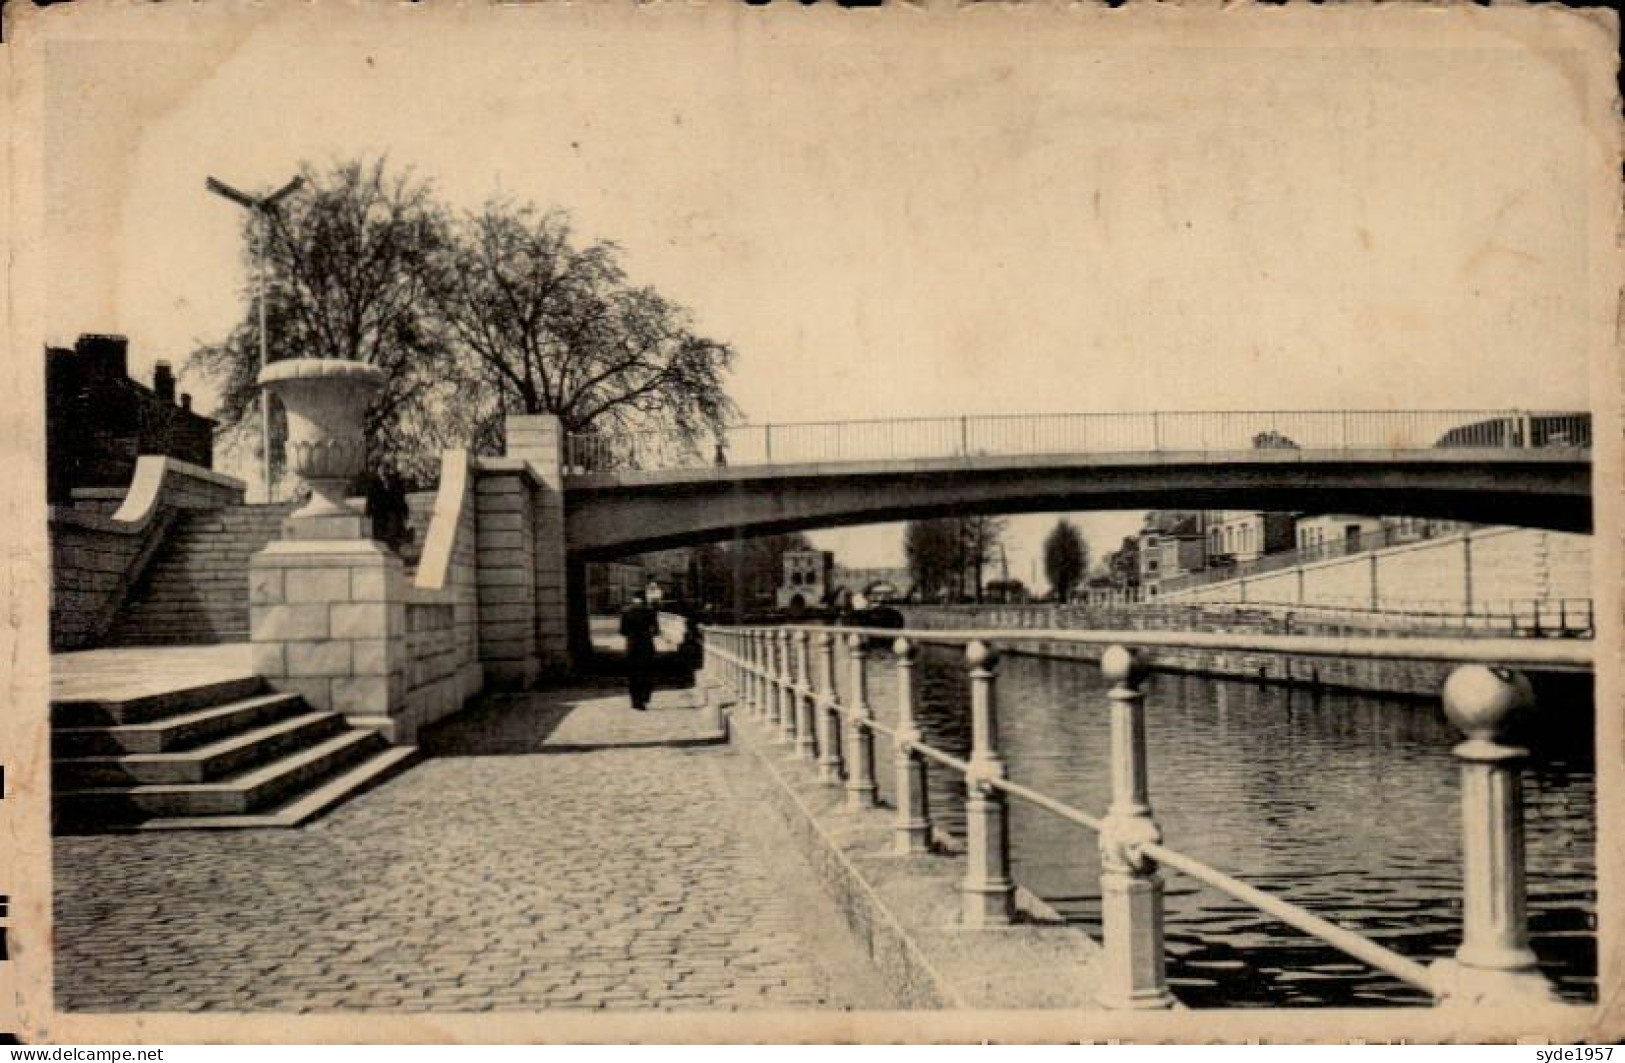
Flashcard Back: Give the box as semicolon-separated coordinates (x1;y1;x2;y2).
640;548;698;603
829;565;914;603
778;549;833;609
1137;511;1208;597
587;560;647;613
1205;511;1297;568
46;334;215;504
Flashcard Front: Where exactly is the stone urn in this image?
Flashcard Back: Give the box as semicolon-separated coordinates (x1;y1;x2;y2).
259;358;385;520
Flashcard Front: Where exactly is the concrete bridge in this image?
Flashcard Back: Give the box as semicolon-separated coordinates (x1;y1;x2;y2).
561;409;1592;557
565;445;1590;558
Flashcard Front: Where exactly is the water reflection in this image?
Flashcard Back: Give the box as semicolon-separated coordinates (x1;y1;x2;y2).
834;642;1596;1008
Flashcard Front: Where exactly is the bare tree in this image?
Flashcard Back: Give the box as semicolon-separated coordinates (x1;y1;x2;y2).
429;202;738;461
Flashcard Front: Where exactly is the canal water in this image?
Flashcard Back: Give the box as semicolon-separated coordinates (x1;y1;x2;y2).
826;643;1595;1008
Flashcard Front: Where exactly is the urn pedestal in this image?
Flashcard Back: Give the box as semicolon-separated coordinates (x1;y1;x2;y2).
250;357;409;741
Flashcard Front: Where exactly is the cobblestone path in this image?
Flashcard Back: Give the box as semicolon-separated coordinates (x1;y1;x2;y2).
54;688;895;1012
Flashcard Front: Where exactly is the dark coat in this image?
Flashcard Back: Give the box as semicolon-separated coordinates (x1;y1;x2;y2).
619;602;658;661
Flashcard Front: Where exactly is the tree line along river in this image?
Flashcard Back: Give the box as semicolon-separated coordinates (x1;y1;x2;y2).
818;641;1596;1008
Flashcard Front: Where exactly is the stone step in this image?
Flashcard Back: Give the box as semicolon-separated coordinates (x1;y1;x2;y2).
55;728;388;822
125;746;418;831
111;608;248;623
103;630;249;647
52;675;267;727
105;621;250;638
54;710;346;787
53;691;306;756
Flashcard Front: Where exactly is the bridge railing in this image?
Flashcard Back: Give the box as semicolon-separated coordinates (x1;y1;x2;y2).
566;409;1591;473
701;623;1591;1009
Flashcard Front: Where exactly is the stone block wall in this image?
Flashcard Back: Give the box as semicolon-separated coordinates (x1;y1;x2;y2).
469;415;573;685
504;415;571;675
474;461;540;688
248;450;481;745
50;457;245;650
249;540;409;737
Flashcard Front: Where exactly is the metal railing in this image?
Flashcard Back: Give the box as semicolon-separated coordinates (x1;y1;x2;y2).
566;409;1592;473
701;622;1591;1008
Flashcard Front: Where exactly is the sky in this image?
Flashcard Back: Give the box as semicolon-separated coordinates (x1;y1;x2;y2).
35;6;1604;584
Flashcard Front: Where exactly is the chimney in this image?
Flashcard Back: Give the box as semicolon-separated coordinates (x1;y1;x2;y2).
76;334;129;379
180;393;193;411
153;361;176;403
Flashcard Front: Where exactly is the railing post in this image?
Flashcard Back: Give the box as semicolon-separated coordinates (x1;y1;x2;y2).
784;628;804;745
1431;665;1556;1006
777;629;796;739
845;633;878;809
816;630;844;783
892;637;931;854
766;629;784;730
1096;646;1175;1009
752;628;767;722
962;640;1014;928
794;629;816;758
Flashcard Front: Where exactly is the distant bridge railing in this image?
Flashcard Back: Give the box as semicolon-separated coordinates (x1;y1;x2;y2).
567;409;1591;473
702;623;1591;1008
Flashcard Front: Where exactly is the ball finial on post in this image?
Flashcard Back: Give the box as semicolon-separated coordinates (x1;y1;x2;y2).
1102;645;1151;689
1442;665;1532;743
965;639;998;671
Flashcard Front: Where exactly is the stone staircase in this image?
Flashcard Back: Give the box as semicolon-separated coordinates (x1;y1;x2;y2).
53;674;416;832
105;504;291;646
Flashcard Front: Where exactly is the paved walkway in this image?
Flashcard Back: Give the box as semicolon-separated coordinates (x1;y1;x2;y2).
54;684;896;1012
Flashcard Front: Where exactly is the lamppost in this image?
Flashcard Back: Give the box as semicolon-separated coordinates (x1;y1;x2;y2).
205;173;303;502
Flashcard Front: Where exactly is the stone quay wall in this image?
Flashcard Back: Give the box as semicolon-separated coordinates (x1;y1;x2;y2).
1161;526;1590;615
901;605;1467;698
50;456;245;650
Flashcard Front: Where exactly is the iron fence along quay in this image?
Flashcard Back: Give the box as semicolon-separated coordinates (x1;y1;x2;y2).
566;409;1592;472
701;623;1593;1009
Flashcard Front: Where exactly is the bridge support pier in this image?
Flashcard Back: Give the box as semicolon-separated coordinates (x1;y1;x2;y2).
476;415;574;684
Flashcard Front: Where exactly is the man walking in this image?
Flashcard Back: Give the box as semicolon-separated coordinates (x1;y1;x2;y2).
619;591;658;710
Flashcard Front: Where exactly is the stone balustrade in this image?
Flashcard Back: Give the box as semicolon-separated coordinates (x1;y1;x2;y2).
50;456;246;650
704;622;1588;1010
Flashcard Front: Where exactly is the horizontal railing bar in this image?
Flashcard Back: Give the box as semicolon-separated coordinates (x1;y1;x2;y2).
760;625;1594;669
909;741;971;776
1139;840;1440;994
989;776;1104;833
584;408;1560;437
